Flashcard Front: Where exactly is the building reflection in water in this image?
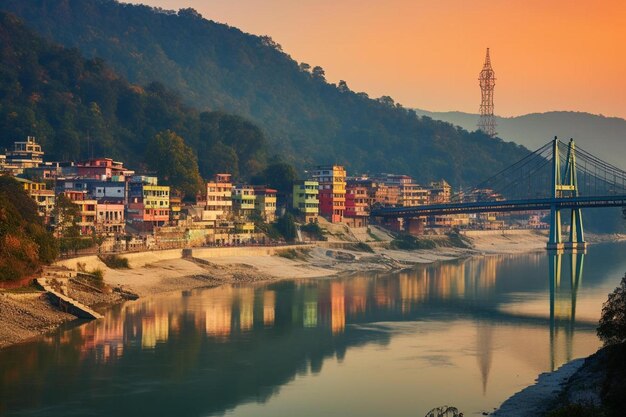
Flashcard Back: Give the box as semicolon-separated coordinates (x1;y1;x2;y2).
38;250;583;396
52;255;507;365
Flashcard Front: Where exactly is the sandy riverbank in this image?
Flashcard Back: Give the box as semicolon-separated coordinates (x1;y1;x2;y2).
2;229;622;350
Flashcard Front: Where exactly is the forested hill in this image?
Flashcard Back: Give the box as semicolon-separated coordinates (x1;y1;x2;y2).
413;109;626;168
0;12;267;192
0;0;528;186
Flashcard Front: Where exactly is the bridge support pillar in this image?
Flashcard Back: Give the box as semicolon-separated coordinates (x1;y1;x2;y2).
547;205;564;251
564;208;586;251
547;138;587;251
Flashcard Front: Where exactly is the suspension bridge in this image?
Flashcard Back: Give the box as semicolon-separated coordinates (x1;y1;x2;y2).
371;137;626;251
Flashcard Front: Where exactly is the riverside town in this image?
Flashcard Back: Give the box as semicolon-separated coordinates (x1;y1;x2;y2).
1;2;626;417
1;135;547;253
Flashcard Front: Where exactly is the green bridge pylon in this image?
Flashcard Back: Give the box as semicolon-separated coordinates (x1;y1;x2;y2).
547;137;586;251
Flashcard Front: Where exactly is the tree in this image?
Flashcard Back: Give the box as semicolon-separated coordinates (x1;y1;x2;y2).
598;274;626;346
0;176;57;280
337;80;350;93
275;213;297;242
53;194;83;254
312;66;326;80
146;130;203;199
253;160;298;196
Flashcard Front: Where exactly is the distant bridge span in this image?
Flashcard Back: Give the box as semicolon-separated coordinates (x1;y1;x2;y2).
371;195;626;218
370;138;626;250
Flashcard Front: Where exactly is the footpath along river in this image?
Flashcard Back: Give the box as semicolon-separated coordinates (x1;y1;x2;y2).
1;241;625;417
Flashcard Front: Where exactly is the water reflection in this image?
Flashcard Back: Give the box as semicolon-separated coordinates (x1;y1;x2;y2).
1;243;624;417
549;252;585;371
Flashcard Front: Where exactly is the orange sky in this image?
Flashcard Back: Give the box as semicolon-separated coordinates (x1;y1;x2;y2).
128;0;626;118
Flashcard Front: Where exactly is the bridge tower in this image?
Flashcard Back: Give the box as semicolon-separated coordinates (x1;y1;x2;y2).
478;48;497;137
547;137;586;251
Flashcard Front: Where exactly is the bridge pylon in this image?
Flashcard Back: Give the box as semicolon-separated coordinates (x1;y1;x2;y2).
547;137;586;251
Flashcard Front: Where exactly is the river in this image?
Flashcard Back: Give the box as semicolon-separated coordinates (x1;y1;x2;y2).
1;242;625;417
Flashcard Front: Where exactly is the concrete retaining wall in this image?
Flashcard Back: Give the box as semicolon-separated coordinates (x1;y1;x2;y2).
54;245;315;271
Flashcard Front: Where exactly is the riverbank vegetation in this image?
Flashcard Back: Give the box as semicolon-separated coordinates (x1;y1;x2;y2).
0;176;57;282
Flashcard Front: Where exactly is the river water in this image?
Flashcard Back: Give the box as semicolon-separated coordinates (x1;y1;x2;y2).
1;242;625;417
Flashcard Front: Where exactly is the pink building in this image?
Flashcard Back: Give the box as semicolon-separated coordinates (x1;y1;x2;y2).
76;158;133;180
344;185;369;227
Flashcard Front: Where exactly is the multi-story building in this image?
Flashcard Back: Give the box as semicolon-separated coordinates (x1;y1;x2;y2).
232;184;257;217
63;191;97;235
76;158;134;181
57;179;126;203
428;180;452;204
22;163;62;181
206;174;233;217
344;185;369;227
311;165;346;223
383;175;429;207
169;196;182;222
253;186;277;222
96;202;125;235
15;177;55;223
127;176;170;231
5;136;44;173
292;180;319;223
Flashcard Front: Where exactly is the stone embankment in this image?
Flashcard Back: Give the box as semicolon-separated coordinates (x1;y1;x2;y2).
36;277;103;319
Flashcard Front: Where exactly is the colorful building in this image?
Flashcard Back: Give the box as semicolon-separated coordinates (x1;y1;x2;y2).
96;202;125;235
127;176;170;230
383;175;429;207
75;158;134;181
232;184;256;217
15;177;55;223
428;180;452;204
62;191;97;235
311;165;346;223
292;180;319;223
344;185;369;227
5;136;44;173
206;174;233;217
253;186;277;222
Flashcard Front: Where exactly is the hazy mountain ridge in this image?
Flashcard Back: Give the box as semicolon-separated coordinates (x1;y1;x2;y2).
0;0;529;186
0;11;267;185
414;109;626;166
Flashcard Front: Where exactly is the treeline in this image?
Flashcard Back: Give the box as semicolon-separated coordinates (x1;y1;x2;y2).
0;12;267;194
0;176;57;282
1;0;529;186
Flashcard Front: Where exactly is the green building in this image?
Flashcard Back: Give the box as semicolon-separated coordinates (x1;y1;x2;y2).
292;180;319;223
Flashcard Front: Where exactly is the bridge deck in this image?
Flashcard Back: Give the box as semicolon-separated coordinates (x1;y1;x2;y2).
371;195;626;218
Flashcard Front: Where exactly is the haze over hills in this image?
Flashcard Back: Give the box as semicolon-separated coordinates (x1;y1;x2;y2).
413;109;626;167
0;0;529;187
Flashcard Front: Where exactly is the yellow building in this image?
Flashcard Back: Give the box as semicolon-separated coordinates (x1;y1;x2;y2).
253;186;277;222
15;177;55;223
310;165;346;223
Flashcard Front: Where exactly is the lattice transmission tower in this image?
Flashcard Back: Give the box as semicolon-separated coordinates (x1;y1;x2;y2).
478;48;497;137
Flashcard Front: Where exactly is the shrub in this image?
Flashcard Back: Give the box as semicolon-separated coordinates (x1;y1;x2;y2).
598;273;626;346
390;234;437;250
276;248;309;261
99;254;130;269
300;222;327;241
546;403;604;417
347;242;374;253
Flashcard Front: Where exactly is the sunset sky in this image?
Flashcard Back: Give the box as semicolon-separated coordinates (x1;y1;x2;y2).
128;0;626;118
